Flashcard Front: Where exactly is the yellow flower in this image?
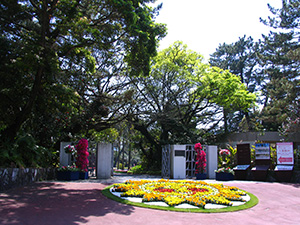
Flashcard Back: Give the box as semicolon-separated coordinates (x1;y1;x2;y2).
113;179;246;208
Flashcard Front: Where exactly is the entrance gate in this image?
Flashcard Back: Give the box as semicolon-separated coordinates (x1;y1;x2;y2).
162;145;171;178
162;144;217;179
162;144;201;179
60;142;113;179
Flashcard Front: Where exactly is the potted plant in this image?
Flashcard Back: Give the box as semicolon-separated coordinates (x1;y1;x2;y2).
64;144;77;163
215;149;234;181
57;164;80;181
75;138;89;179
64;144;76;155
195;143;207;180
215;167;234;181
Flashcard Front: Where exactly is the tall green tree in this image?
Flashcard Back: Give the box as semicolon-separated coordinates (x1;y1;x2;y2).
128;42;256;169
0;0;166;167
258;0;300;131
209;36;260;132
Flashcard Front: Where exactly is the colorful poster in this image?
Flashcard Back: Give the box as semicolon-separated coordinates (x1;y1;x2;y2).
255;143;270;160
276;142;294;165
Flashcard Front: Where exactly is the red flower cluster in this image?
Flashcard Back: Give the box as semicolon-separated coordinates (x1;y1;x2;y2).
195;143;206;174
194;143;202;151
154;188;174;193
75;138;89;172
188;187;209;195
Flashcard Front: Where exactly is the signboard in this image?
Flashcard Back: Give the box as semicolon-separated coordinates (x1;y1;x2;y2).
276;142;294;165
255;143;270;160
236;144;251;165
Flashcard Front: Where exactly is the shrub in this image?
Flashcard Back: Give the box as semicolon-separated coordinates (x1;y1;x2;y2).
0;132;57;168
128;165;144;174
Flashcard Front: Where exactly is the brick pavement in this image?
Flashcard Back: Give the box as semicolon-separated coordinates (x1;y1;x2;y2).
0;176;300;225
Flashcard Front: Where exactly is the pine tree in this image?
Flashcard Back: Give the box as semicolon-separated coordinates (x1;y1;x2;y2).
258;0;300;131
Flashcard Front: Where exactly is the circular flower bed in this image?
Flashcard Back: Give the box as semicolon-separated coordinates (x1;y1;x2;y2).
107;179;257;212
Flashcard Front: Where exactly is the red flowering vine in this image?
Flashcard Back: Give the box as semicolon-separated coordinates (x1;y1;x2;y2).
195;143;206;174
75;138;89;172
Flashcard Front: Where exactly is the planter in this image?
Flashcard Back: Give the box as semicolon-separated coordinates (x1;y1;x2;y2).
216;172;234;181
79;171;89;180
196;173;207;180
57;171;79;181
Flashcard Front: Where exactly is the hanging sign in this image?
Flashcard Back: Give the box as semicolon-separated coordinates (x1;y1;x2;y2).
255;143;270;160
276;142;294;165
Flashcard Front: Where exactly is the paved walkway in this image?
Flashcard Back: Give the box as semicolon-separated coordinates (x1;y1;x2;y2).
1;175;300;225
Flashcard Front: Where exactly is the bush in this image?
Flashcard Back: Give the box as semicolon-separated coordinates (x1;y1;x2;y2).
127;165;161;175
118;163;123;170
0;132;57;168
128;165;144;174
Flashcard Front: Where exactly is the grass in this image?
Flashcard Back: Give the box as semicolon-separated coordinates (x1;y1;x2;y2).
101;184;259;213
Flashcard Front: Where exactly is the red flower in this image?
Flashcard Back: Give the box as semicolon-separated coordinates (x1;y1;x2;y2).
194;143;202;151
75;138;89;172
194;143;206;174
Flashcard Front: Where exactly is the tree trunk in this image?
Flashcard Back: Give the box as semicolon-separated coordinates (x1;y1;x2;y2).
122;143;125;170
223;107;228;133
128;145;131;170
116;143;121;169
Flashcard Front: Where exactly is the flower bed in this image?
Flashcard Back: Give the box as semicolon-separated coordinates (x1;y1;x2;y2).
111;179;250;209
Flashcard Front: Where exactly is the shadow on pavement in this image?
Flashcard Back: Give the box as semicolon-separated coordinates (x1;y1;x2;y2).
0;182;135;225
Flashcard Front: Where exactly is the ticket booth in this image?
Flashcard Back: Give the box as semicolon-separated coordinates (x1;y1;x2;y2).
233;143;251;180
275;142;294;182
251;143;271;181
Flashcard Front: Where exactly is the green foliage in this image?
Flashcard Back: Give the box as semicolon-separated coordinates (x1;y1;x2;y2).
209;36;260;132
118;163;124;170
57;164;80;172
88;128;119;143
0;132;58;168
128;165;144;174
128;42;257;168
127;164;160;175
218;145;237;168
191;65;256;112
0;0;166;168
258;1;300;131
270;145;277;169
210;36;260;93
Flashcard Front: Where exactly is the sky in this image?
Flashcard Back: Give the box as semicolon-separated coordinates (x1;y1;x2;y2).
153;0;282;61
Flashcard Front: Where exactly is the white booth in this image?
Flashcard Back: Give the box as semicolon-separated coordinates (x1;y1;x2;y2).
168;144;218;179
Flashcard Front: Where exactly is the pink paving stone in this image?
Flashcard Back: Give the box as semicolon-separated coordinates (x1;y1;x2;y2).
0;181;300;225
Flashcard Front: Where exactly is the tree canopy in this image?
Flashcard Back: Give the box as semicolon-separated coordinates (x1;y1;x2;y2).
0;0;166;167
258;0;300;131
209;36;260;132
127;42;256;169
1;0;299;170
